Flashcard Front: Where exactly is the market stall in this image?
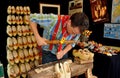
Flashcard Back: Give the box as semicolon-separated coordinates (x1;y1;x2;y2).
0;0;120;78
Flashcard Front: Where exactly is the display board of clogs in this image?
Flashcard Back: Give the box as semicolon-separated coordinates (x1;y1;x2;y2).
6;6;41;78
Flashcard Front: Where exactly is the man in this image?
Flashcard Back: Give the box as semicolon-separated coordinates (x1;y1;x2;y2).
29;12;89;64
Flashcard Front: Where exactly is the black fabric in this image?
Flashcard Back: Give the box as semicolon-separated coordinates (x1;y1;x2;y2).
93;52;120;78
108;55;120;78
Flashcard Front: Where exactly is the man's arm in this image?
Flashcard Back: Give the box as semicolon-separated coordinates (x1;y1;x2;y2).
56;44;72;59
63;44;72;55
30;21;39;38
29;21;47;46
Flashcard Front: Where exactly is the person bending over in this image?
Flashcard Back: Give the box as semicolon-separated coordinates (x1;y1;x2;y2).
29;12;89;64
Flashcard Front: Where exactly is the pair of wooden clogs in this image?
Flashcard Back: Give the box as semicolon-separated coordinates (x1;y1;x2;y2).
55;61;71;78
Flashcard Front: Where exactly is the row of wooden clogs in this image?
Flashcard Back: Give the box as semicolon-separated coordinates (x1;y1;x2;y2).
7;25;33;37
7;47;40;65
7;60;40;78
7;36;37;50
7;6;30;15
7;15;29;25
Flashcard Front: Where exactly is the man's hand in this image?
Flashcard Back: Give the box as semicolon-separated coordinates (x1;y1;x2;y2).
56;50;65;59
36;36;47;46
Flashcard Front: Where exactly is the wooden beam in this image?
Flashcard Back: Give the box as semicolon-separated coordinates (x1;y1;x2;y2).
27;59;93;78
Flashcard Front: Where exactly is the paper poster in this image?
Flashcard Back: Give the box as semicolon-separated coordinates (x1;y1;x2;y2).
89;0;109;23
104;23;120;40
111;0;120;23
68;0;83;16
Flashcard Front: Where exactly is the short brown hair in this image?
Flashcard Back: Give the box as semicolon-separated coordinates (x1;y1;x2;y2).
70;12;89;33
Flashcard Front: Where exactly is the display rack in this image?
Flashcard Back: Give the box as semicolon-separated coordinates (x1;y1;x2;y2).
6;5;42;78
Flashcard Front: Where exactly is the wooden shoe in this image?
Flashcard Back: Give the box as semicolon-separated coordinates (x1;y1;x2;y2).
7;37;13;50
55;62;65;78
7;50;14;65
86;68;97;78
63;61;71;78
7;25;12;37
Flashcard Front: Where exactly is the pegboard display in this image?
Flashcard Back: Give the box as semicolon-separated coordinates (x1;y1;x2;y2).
6;5;42;78
104;23;120;40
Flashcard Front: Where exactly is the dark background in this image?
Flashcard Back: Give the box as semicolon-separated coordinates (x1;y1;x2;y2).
0;0;119;77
